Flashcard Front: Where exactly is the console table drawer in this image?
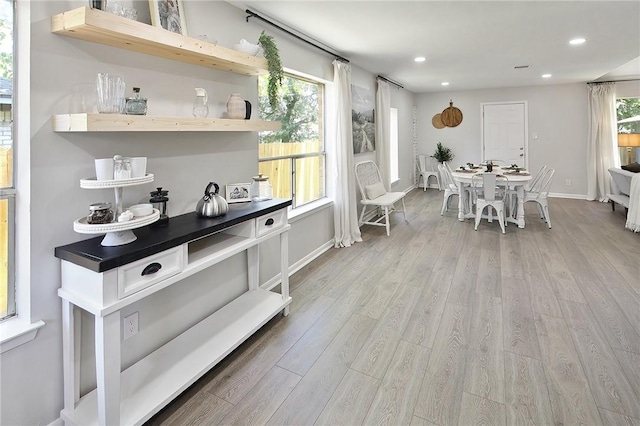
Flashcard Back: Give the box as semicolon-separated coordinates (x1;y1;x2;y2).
257;209;286;237
117;246;183;298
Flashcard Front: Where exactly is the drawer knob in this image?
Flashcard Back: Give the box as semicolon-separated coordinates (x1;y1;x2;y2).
141;262;162;276
265;218;275;226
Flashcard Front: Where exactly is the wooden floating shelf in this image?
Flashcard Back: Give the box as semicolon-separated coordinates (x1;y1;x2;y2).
51;7;268;75
52;114;282;132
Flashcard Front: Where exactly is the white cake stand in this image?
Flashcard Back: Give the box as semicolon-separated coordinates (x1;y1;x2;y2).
76;174;158;246
74;209;160;246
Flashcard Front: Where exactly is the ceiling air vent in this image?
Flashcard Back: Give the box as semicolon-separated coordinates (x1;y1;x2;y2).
514;65;530;69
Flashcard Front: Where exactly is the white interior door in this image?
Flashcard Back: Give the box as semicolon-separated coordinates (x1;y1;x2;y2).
482;102;527;167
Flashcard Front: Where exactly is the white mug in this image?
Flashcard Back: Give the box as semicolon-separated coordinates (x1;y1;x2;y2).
95;158;114;181
130;157;147;178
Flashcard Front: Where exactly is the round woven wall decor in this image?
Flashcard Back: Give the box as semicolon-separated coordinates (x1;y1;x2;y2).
432;113;445;129
441;100;463;127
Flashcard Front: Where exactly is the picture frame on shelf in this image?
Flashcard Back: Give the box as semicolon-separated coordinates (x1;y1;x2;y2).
226;183;251;203
149;0;188;36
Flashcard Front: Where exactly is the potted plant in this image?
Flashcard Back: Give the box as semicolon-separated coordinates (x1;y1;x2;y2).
257;31;283;110
432;142;454;163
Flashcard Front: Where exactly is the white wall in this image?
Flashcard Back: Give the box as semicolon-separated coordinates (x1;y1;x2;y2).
416;83;591;197
351;66;417;193
0;1;339;424
616;80;640;99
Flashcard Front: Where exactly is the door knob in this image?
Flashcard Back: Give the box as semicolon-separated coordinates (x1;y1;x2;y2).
520;154;524;157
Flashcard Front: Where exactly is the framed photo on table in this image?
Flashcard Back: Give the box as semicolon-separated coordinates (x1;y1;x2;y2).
149;0;188;36
226;183;251;203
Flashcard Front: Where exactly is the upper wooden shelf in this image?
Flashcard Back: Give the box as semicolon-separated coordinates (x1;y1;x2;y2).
52;114;282;132
51;7;268;76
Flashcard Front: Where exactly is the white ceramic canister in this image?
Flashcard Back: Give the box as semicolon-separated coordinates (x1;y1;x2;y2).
226;93;246;119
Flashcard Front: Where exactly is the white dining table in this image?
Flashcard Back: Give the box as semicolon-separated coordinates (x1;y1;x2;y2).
451;167;533;228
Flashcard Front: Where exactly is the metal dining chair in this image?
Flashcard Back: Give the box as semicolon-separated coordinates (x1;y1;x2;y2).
417;154;441;191
472;173;509;233
521;168;555;228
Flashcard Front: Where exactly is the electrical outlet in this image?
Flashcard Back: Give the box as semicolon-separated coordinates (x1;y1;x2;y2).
123;312;138;340
565;179;572;186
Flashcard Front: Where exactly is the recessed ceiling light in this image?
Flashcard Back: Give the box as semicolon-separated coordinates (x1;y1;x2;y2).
441;82;450;86
569;38;586;45
542;74;552;78
414;56;426;63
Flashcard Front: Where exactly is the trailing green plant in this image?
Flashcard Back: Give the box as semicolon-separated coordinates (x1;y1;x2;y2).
258;31;283;110
432;142;454;163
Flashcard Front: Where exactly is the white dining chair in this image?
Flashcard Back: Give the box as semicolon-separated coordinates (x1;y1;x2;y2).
506;165;547;218
521;167;555;228
525;165;548;191
438;163;474;216
472;173;509;233
355;160;408;236
438;163;460;215
417;154;441;191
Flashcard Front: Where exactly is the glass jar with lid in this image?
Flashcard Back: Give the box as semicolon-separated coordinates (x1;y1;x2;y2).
113;155;132;180
87;202;114;224
251;174;273;201
124;87;148;115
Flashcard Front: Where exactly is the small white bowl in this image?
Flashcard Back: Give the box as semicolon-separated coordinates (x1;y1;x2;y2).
233;43;260;56
128;204;153;217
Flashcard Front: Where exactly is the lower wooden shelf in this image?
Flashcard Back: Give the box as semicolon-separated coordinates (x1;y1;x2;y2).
61;289;291;426
52;113;281;132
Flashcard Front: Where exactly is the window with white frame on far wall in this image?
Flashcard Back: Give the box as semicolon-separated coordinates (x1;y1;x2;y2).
616;97;640;166
258;73;326;208
390;107;399;182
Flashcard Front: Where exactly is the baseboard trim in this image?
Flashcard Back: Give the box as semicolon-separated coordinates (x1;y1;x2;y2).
261;239;334;291
549;192;587;200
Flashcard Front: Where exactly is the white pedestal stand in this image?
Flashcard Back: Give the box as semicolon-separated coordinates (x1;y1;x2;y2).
75;174;158;246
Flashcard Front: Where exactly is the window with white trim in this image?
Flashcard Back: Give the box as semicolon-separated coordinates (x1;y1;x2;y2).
258;73;325;208
616;97;640;166
0;0;14;321
390;107;399;182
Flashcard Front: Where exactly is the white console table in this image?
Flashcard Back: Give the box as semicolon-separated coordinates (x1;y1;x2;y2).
54;199;292;425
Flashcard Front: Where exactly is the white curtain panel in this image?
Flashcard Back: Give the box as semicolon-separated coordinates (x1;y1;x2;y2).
626;174;640;232
586;82;617;202
375;79;391;188
332;60;362;248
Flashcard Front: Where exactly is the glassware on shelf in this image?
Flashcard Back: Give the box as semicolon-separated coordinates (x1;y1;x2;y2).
125;87;147;115
105;3;137;20
251;174;273;201
113;155;132;180
97;73;125;114
150;187;169;225
192;88;209;118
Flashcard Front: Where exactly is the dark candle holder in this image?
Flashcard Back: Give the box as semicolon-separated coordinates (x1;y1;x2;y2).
90;0;107;10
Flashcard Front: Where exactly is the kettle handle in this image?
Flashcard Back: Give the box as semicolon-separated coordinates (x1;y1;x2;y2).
204;181;220;196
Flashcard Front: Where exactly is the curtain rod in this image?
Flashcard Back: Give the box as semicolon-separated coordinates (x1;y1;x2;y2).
377;75;404;89
587;78;640;85
245;9;349;63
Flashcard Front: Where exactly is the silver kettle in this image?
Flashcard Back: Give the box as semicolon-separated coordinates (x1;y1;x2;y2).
195;182;229;217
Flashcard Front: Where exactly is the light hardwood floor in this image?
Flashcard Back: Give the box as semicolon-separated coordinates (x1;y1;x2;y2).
147;189;640;426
